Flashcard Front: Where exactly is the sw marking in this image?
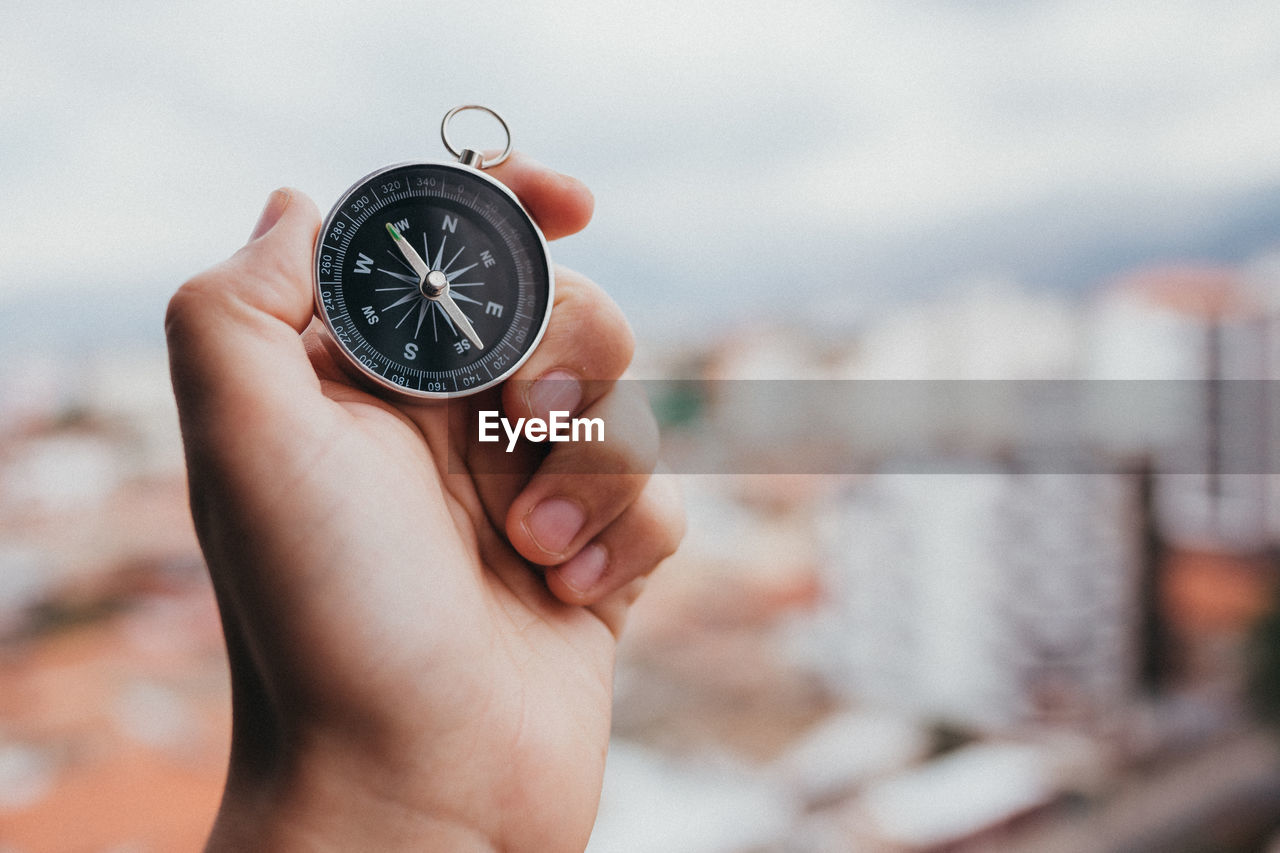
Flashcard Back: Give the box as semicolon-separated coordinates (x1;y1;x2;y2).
478;411;605;453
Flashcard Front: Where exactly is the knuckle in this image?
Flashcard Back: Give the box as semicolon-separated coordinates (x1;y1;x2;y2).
164;273;222;342
611;575;648;609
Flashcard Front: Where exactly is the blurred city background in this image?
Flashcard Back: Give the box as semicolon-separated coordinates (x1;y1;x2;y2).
6;1;1280;851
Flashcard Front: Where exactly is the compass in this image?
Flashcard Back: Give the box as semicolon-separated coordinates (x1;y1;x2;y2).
314;105;553;399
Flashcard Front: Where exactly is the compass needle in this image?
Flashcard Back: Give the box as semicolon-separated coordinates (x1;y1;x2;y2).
435;301;456;334
439;293;484;350
386;223;430;282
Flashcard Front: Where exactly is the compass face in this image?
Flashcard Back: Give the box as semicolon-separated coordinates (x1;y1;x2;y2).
314;162;553;398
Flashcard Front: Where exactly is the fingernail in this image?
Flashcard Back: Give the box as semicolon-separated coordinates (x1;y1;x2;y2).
249;189;292;242
555;544;607;594
524;497;585;557
528;370;582;420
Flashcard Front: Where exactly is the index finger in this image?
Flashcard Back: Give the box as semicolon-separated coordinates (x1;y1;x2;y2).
484;151;594;240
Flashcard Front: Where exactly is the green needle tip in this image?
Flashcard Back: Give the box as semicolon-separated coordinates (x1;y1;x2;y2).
385;222;402;240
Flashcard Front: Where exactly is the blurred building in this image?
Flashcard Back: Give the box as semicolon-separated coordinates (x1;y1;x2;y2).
842;278;1079;381
1088;266;1277;695
1087;265;1271;552
819;470;1141;735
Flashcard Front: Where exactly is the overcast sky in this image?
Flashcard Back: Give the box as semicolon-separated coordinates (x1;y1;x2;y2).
3;0;1280;349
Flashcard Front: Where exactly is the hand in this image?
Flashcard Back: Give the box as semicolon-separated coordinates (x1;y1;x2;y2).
164;156;684;852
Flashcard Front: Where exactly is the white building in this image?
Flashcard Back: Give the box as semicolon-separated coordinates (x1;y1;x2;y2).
818;470;1142;734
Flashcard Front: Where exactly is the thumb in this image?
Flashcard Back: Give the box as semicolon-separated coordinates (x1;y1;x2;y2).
166;188;329;447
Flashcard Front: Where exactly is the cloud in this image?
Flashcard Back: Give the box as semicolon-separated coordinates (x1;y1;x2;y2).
2;0;1279;339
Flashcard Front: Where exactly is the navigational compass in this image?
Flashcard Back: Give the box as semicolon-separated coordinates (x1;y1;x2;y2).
314;105;553;399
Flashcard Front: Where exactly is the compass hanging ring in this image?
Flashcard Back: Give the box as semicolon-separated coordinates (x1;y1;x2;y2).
440;105;513;170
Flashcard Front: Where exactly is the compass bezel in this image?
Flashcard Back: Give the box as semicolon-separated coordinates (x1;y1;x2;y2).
312;159;554;401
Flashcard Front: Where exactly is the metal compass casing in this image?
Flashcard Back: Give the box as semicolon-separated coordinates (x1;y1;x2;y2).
313;105;553;400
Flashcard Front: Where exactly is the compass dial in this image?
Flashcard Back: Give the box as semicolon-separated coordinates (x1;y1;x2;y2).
314;162;553;399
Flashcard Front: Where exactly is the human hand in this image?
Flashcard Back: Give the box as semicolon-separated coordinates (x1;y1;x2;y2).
164;157;684;852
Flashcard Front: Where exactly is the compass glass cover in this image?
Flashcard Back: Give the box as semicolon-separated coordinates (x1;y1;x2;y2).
315;162;551;397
